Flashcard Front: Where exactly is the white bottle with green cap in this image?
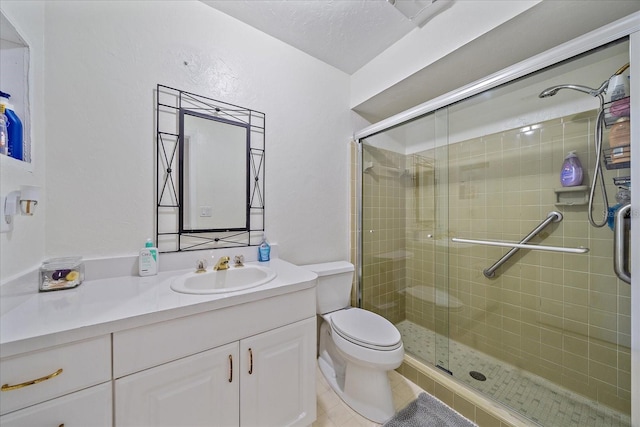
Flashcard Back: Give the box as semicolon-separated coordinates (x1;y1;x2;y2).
139;238;159;276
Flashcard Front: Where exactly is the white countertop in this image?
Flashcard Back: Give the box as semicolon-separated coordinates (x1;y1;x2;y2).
0;258;317;359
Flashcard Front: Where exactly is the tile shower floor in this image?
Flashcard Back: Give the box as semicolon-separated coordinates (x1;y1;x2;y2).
396;320;630;427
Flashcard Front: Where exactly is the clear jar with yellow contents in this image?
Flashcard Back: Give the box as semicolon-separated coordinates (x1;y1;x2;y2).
40;257;85;291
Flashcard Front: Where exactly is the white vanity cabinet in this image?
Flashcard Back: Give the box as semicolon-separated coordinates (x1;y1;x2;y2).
113;287;316;427
115;342;240;426
0;259;318;427
240;318;316;426
0;382;112;426
0;335;112;426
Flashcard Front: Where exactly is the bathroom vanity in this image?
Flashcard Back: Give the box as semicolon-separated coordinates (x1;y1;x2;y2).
0;256;317;426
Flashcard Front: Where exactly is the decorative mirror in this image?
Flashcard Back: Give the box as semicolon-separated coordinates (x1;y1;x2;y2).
156;85;265;252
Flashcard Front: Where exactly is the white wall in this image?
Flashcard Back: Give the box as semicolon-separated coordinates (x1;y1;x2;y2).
41;0;351;266
349;0;541;109
0;1;46;281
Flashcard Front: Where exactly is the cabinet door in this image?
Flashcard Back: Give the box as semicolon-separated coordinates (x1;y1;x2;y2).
115;342;239;427
0;382;112;427
240;317;316;427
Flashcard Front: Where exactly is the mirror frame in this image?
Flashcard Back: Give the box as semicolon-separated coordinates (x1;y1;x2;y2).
156;84;265;253
178;109;251;234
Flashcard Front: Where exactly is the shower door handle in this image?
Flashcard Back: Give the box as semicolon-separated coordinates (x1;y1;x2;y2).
614;203;631;284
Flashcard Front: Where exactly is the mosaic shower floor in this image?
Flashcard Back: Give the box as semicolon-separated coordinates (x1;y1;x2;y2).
396;320;630;427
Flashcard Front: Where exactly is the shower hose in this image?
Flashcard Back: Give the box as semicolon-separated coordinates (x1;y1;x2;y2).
588;104;609;228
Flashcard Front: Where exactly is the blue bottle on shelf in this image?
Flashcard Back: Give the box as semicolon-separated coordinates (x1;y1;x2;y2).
0;91;23;161
0;104;8;156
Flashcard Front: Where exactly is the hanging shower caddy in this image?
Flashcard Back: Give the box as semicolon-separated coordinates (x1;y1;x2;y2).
603;95;631;169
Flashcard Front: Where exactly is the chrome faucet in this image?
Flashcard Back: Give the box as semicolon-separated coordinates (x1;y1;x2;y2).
213;256;230;271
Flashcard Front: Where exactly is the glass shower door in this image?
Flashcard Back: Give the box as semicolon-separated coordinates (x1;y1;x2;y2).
360;108;451;372
443;39;631;425
357;36;632;427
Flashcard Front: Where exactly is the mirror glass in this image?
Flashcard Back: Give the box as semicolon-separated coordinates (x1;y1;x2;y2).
180;110;249;232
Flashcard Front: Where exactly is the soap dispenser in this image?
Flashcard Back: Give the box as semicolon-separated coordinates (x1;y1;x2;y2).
560;151;583;187
258;234;270;262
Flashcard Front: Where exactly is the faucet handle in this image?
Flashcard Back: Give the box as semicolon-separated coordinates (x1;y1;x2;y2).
234;255;245;267
196;259;208;273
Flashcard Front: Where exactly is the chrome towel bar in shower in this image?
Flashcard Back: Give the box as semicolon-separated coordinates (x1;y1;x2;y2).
452;211;588;279
451;238;590;254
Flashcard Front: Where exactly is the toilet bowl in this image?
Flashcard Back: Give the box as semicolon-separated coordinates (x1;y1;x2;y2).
301;261;404;423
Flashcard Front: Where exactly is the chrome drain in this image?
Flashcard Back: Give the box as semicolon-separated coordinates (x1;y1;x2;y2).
469;371;486;381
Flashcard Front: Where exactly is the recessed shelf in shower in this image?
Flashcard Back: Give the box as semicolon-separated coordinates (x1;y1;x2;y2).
554;185;590;206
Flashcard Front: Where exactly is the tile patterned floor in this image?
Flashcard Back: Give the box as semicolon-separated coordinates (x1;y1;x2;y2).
313;365;425;427
396;320;631;427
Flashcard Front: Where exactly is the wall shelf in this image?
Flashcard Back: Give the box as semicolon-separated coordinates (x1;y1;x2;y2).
0;11;31;163
554;186;590;206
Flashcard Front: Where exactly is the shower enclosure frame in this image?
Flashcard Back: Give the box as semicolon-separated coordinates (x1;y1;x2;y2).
354;12;640;426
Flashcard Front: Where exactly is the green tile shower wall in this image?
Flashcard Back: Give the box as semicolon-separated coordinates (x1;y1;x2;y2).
353;111;631;415
360;146;408;324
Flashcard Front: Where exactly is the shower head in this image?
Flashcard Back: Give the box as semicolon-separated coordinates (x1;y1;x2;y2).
538;84;604;98
540;63;629;99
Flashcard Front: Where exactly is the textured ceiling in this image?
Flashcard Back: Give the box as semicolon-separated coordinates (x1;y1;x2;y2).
200;0;417;74
201;1;640;121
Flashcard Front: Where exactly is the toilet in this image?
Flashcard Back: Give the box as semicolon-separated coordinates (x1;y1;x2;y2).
301;261;404;423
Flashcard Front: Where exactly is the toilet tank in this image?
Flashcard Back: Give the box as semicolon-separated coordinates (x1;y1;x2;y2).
300;261;354;314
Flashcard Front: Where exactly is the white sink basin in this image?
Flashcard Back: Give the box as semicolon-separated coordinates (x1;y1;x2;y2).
170;265;277;295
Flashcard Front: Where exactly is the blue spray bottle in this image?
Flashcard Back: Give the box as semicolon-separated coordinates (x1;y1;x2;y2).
0;91;23;161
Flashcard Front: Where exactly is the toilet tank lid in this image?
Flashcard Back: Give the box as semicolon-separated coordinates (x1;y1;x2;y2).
299;261;354;277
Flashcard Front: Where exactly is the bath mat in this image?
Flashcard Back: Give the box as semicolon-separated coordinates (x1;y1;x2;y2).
383;393;478;427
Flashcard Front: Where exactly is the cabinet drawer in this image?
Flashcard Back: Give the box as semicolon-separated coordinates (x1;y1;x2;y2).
113;287;315;377
0;335;111;415
0;382;112;426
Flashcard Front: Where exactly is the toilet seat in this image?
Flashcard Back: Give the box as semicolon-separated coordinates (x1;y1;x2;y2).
330;308;402;351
